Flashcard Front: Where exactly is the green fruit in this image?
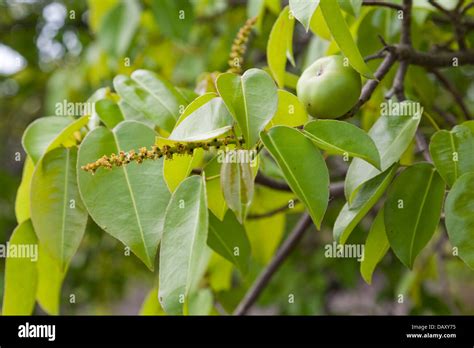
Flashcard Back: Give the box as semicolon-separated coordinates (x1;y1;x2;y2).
297;55;362;119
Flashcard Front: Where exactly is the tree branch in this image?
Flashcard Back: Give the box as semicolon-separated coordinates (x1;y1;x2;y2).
255;172;345;197
341;52;398;119
428;68;472;120
362;0;403;10
234;213;313;315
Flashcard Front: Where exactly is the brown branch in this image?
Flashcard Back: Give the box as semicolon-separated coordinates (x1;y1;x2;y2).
428;68;472;120
362;0;403;10
255;173;345;197
234;213;313;315
247;200;301;219
428;0;467;50
341;52;398;119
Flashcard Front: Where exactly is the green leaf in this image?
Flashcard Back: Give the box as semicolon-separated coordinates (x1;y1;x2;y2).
204;155;227;220
114;70;186;132
216;69;278;148
175;92;217;126
385;163;445;269
334;164;398;243
151;0;194;42
267;6;295;88
303;120;381;168
31;147;88;270
15;157;34;223
22;116;72;164
338;0;363;17
319;0;374;78
46;116;89;151
360;208;389;284
445;172;474;269
95;99;124;129
268;90;308;128
188;289;213;315
289;0;320;31
36;245;66;315
261;126;329;228
77;121;171;270
159;175;209;314
345;111;421;204
98;0;140;57
163;149;204;193
208;211;251;274
139;288;165;315
429;125;474;187
220;154;255;223
168;98;233;142
2;220;38;315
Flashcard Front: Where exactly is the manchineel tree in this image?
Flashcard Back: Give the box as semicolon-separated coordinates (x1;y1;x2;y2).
3;0;474;315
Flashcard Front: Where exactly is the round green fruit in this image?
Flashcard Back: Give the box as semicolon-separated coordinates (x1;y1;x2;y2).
296;55;362;119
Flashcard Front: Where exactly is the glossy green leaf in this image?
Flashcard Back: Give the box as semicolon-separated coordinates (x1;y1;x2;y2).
246;214;285;265
159;175;209;315
268;90;308;128
15;157;34;223
175;92;217;126
46;116;89;152
204;155;227;220
78;121;171;270
220;153;255;223
334;164;398;243
36;244;65;315
261;126;329;228
429;125;474;187
2;220;38;315
151;0;194;42
98;0;140;57
169;98;233;142
163;149;204;193
338;0;363;17
303;120;381;168
208;211;251;274
95;99;124;129
118;100;156;128
22;116;72;164
188;289;213;315
114;70;186;132
445;172;474;269
385;163;445;269
139;288;165;315
31;147;88;270
345;111;421;204
360;208;389;284
267;6;295;88
216;69;278;148
319;0;374;78
289;0;320;31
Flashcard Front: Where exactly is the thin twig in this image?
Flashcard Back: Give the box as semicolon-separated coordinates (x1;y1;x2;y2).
234;213;313;315
429;68;472;120
362;0;403;10
247;200;300;219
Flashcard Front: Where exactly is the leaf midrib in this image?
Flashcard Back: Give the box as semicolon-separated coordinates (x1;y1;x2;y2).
132;75;176;119
408;169;435;266
185;181;204;295
59;148;70;267
113;133;150;265
266;134;318;224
